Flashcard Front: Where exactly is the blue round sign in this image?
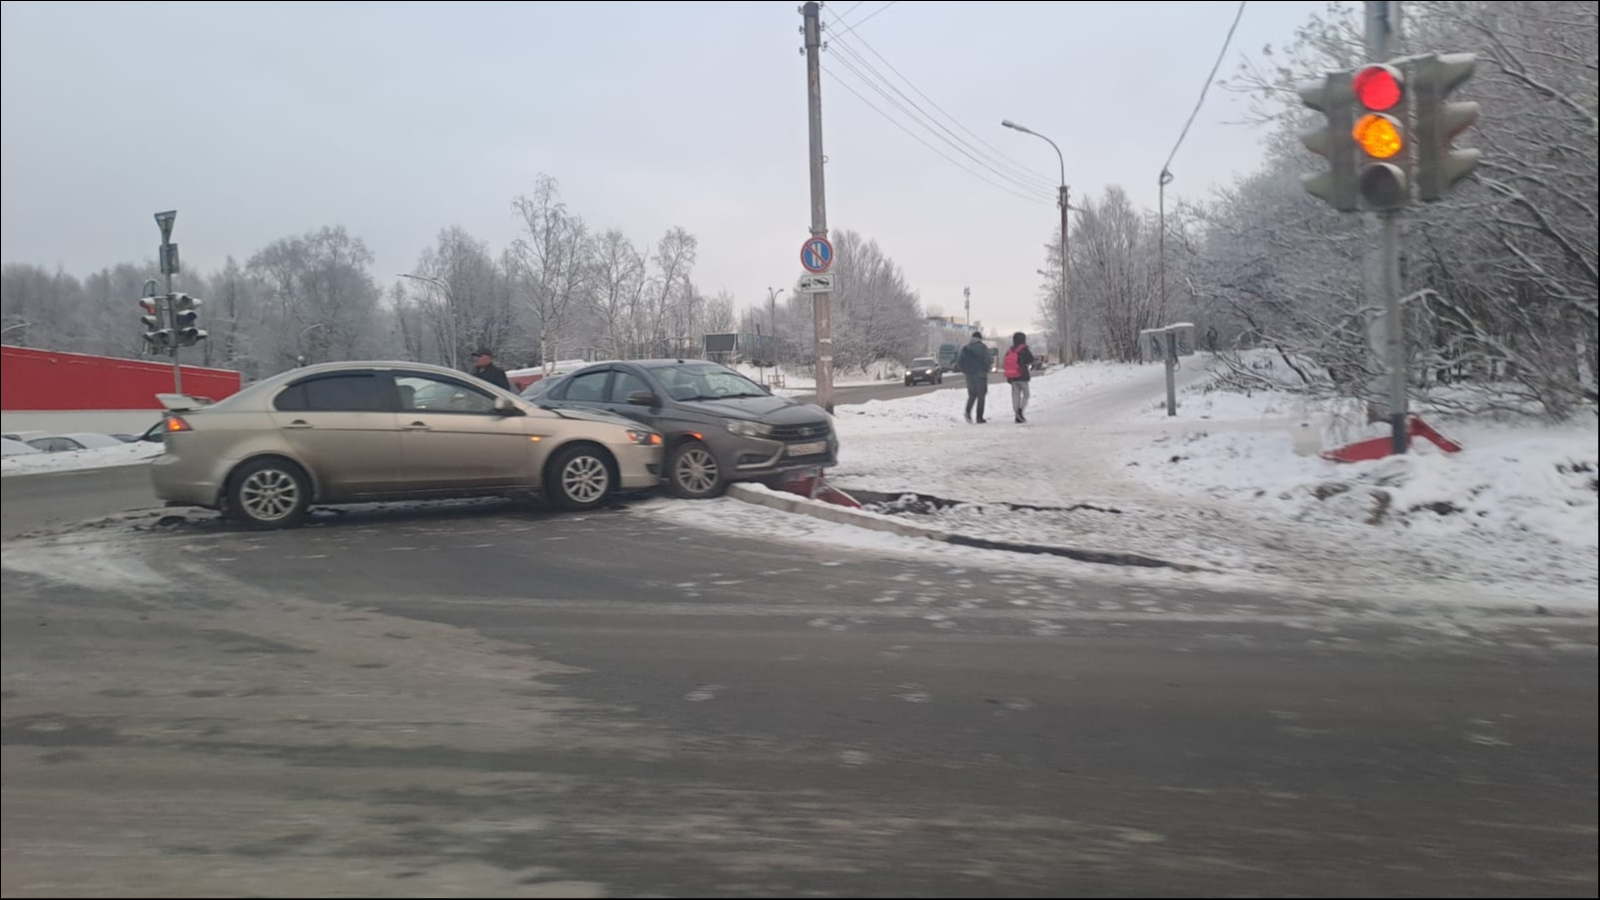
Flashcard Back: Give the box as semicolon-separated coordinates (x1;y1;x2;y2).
800;236;834;274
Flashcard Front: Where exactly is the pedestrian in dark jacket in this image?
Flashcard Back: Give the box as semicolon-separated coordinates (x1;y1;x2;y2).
1003;331;1036;423
956;331;991;423
470;348;511;391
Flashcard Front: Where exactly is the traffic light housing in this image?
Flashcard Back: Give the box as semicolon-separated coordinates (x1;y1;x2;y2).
1412;52;1481;201
169;293;207;347
140;296;173;349
1352;63;1410;211
1298;70;1358;212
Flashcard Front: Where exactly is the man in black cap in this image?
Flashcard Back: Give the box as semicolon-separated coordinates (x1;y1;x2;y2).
470;348;511;391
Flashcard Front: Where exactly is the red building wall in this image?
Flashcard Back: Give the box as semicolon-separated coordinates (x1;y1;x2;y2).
1;346;242;411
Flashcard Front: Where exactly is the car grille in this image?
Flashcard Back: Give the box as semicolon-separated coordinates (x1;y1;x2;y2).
770;421;831;442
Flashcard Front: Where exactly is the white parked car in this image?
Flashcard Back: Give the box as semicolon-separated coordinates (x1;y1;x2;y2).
1;437;41;457
25;433;127;453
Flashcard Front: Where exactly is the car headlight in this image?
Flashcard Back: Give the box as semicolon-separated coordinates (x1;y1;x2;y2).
726;420;773;438
625;430;662;446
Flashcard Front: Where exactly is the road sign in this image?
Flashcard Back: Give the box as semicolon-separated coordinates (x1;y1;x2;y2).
799;272;834;293
800;236;833;274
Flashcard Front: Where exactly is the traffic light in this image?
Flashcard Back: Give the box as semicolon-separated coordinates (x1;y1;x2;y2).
170;293;207;347
1411;52;1481;201
1297;70;1358;212
140;296;173;349
1351;63;1409;211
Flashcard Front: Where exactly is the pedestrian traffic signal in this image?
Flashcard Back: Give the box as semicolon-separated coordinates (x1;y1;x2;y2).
1352;63;1410;211
1411;52;1481;201
1297;70;1358;212
169;293;207;347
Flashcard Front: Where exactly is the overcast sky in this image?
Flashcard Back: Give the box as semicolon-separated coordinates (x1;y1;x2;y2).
1;0;1330;333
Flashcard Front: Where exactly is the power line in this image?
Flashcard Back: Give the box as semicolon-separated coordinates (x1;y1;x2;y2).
822;63;1054;207
828;0;898;40
824;27;1057;191
825;46;1055;199
1161;0;1248;177
833;0;869;21
826;38;1057;193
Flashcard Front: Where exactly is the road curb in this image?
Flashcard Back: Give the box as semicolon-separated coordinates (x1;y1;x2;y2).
726;483;950;542
724;483;1205;572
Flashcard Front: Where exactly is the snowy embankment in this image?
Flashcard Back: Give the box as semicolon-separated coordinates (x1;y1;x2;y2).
649;354;1597;610
1122;379;1598;604
1;442;164;477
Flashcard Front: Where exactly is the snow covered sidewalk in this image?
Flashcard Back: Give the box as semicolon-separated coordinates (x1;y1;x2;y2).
652;357;1597;610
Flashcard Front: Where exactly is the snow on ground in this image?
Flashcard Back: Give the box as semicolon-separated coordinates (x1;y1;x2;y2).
647;354;1597;610
1;441;164;477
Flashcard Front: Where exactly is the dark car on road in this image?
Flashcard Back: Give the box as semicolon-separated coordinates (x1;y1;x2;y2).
537;359;837;499
904;357;943;387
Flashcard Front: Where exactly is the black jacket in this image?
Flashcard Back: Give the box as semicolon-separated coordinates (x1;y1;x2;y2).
473;363;511;391
956;339;991;377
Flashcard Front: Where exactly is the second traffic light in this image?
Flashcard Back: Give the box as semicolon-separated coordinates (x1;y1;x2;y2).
169;293;207;347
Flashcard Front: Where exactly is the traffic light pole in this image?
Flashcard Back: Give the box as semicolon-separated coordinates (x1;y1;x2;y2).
155;210;183;395
1367;0;1407;455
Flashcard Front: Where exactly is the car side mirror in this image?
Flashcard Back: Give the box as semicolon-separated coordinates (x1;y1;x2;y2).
493;397;525;416
626;390;659;407
759;383;773;395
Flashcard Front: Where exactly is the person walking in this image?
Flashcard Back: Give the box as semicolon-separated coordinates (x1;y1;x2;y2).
470;348;511;391
956;331;992;424
1003;331;1036;424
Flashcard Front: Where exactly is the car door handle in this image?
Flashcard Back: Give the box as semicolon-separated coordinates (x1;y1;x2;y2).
284;420;313;430
404;421;431;431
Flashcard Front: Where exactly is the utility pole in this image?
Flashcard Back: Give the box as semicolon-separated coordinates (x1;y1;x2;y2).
1366;0;1407;454
963;286;971;327
155;210;182;394
801;0;834;413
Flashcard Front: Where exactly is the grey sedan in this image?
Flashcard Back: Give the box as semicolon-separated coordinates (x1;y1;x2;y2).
538;359;837;498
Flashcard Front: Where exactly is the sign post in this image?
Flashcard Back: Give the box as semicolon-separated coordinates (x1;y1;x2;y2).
799;235;835;411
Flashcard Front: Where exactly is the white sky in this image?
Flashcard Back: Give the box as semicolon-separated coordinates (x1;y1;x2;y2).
1;0;1334;334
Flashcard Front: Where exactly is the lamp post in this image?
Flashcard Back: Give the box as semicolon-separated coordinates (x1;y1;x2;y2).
1001;119;1071;365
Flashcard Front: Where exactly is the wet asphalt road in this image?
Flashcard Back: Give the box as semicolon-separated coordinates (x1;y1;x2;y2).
2;499;1595;897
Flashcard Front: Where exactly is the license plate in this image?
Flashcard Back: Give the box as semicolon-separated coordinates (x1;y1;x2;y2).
787;440;828;457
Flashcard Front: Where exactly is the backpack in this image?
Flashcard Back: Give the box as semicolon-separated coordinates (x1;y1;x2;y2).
1003;345;1024;379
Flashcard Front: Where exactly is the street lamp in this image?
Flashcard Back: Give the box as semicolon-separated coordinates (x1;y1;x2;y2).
1002;119;1072;366
398;272;459;369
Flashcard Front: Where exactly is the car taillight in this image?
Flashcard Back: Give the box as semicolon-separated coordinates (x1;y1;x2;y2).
164;416;192;433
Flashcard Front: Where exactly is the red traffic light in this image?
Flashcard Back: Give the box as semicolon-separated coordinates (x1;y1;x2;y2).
139;298;159;314
1354;65;1403;111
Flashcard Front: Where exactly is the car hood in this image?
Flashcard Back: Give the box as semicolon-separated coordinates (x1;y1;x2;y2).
689;394;828;424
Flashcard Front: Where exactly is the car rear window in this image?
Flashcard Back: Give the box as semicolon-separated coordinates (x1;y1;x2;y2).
275;374;387;412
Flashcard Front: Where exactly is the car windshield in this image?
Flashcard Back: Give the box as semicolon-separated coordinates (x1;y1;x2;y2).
520;376;564;405
912;358;936;368
653;362;767;401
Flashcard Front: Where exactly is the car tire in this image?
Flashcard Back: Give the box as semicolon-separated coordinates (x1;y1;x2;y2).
227;457;311;529
669;441;725;499
905;378;913;387
547;444;615;512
